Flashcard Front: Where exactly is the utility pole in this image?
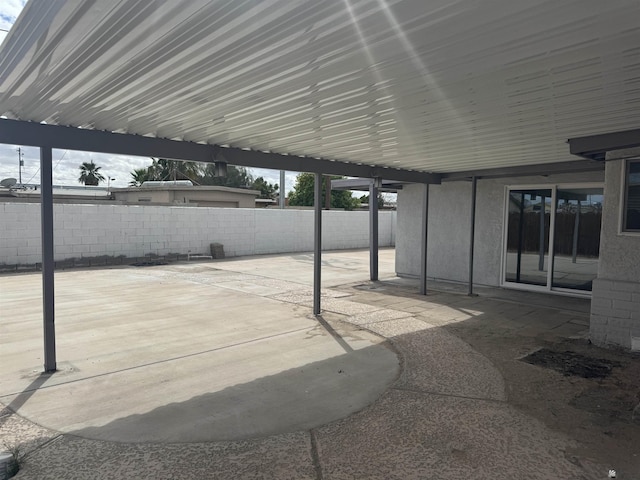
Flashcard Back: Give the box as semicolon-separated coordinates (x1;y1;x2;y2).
17;147;24;184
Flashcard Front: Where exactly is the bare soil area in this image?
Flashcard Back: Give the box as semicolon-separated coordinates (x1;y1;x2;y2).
447;323;640;477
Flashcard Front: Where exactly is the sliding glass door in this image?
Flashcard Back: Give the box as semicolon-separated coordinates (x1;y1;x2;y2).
505;189;552;287
503;185;603;294
551;188;603;291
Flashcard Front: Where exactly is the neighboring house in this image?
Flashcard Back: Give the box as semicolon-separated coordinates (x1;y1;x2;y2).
110;182;259;208
0;185;112;204
0;182;262;208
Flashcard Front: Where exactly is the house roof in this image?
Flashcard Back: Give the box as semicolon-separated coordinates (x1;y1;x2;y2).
1;1;639;175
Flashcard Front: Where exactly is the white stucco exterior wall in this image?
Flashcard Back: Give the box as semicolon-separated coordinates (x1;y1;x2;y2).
396;171;605;287
0;204;396;267
590;160;640;349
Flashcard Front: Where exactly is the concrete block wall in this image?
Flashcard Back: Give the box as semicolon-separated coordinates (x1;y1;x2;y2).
590;160;640;349
590;279;640;347
0;203;396;267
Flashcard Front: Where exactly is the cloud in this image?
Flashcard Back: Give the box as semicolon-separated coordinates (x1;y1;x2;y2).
0;0;26;31
0;143;302;191
0;0;26;49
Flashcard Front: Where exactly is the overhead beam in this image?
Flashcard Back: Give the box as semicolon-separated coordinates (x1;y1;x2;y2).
441;160;603;181
569;128;640;161
331;178;408;192
0;119;441;184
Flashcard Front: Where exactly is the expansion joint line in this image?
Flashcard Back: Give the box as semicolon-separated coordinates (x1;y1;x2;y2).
391;386;506;404
22;434;63;460
309;429;324;480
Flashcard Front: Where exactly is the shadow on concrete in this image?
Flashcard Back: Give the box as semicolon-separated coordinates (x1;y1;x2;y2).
69;342;399;443
314;314;354;353
1;373;53;416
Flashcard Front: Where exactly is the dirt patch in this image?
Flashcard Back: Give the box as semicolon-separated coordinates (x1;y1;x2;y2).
521;348;622;378
131;260;169;267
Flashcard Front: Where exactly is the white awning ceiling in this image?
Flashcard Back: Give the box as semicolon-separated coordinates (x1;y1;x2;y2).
0;0;639;174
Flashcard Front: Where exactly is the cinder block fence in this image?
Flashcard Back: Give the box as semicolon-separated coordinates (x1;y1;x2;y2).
0;203;395;269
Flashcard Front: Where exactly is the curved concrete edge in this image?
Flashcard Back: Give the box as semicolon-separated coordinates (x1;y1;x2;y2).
338;310;507;402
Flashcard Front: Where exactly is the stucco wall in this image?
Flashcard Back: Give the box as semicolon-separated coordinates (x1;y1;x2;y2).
0;203;396;267
590;160;640;349
396;171;604;286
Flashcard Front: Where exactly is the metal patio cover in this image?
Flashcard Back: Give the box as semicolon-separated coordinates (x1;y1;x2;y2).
1;0;639;174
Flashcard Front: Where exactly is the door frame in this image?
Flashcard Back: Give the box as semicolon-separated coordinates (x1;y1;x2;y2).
500;182;603;297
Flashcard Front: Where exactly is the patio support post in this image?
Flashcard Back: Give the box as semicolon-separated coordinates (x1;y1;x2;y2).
419;183;429;295
313;172;322;315
279;170;285;208
369;178;380;281
468;176;477;295
40;146;56;372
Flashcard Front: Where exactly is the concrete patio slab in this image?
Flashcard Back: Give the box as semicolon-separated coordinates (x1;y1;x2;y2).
0;265;399;443
1;248;638;479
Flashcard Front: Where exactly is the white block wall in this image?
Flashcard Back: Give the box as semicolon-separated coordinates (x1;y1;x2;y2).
0;203;396;266
590;279;640;348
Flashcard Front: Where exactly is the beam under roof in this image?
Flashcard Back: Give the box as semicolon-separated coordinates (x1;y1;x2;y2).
441;160;603;181
0;119;441;184
568;129;640;161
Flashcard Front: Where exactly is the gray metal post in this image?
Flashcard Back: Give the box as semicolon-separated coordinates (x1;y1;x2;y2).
369;179;379;281
40;146;56;372
572;200;581;263
538;194;546;271
419;183;429;295
279;170;285;208
468;176;477;295
313;173;322;315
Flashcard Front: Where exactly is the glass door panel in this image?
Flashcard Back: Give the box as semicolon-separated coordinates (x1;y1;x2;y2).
552;188;603;291
505;189;552;286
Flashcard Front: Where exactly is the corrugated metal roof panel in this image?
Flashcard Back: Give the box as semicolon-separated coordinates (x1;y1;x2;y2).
1;0;640;173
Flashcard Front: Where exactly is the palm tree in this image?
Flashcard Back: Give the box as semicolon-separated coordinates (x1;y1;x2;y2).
129;168;150;186
78;161;106;186
149;158;203;183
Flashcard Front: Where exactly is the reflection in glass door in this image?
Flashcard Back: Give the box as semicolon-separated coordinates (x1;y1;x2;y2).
551;188;603;291
505;189;552;287
504;185;603;294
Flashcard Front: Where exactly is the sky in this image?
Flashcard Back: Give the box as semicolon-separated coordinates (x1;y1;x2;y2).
0;1;300;192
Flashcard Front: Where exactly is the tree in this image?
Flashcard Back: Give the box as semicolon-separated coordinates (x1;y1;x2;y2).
251;176;279;199
359;193;385;209
78;161;106;186
147;158;203;183
129;168;151;186
200;163;254;188
130;159;259;190
288;173;360;210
